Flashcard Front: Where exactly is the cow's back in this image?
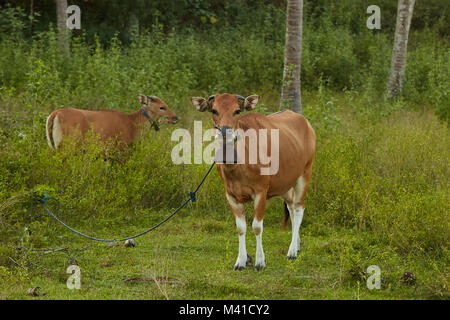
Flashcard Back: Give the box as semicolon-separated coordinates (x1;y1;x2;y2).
267;110;315;162
257;110;315;197
49;107;137;147
61;108;135;142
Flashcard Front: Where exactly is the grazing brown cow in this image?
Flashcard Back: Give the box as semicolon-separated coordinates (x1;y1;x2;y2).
191;93;316;271
46;95;179;149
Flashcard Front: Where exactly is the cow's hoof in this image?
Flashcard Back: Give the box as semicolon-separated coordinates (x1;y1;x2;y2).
246;254;253;267
286;255;297;260
233;265;245;271
254;264;266;271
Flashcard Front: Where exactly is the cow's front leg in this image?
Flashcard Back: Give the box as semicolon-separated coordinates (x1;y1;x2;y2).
234;214;248;270
253;193;267;271
226;193;250;270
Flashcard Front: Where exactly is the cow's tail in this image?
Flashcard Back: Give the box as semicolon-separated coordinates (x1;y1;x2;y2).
281;201;290;231
46;111;57;149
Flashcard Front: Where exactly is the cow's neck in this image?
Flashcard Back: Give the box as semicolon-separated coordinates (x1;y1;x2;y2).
219;118;276;180
219;122;253;175
130;108;157;125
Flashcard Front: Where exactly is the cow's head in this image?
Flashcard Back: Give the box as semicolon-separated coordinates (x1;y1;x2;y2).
190;93;259;141
138;94;179;125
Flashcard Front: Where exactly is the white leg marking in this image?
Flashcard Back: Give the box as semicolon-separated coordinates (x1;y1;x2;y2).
252;193;261;208
294;176;305;252
234;215;247;270
287;205;304;259
252;217;265;270
52;115;63;149
287;175;306;259
226;193;248;270
295;176;306;202
296;206;304;250
226;193;242;211
252;194;266;270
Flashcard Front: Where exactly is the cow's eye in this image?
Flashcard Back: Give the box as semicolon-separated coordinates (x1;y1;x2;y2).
233;109;241;116
160;107;165;110
211;109;219;115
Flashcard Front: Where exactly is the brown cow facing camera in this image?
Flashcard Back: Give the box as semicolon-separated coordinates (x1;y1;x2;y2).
191;93;316;271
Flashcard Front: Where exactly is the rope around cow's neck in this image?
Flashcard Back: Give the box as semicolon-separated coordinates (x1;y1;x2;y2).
28;161;216;243
140;106;160;131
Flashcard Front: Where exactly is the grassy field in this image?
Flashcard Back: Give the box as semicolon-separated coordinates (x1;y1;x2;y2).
0;3;449;300
3;197;449;300
2;212;447;300
1;94;448;300
1;201;448;299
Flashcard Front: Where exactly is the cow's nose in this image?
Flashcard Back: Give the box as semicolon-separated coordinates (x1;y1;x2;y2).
219;126;233;137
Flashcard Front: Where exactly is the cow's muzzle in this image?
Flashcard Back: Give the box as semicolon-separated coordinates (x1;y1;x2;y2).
216;125;237;144
159;116;180;124
172;116;180;124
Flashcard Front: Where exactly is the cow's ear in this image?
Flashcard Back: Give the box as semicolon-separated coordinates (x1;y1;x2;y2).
244;95;259;111
191;97;210;112
138;94;147;105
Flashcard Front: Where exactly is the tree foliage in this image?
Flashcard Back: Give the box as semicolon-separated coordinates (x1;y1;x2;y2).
2;0;448;43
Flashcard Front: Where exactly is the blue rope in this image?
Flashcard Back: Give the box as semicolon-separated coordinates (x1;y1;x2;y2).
141;107;160;131
30;162;216;243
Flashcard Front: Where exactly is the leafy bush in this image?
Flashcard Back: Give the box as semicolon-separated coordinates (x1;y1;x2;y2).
309;108;449;253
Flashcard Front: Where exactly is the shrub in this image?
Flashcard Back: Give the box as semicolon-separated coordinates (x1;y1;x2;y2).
308;109;449;253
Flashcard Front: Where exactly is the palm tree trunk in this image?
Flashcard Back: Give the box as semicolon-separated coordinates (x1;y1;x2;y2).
128;13;140;38
29;0;34;33
55;0;69;56
280;0;303;114
386;0;415;99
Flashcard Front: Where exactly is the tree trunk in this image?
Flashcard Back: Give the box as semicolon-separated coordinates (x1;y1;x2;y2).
55;0;69;55
128;13;140;38
29;0;34;33
386;0;415;99
280;0;303;114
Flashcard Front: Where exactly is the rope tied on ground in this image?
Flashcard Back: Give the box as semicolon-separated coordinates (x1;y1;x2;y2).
28;162;216;243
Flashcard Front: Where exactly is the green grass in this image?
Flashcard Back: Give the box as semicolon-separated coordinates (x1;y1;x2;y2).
2;207;447;300
1;97;448;300
0;10;448;299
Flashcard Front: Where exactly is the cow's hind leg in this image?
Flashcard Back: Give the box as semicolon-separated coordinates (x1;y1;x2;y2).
284;202;303;259
226;193;251;270
283;170;311;259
